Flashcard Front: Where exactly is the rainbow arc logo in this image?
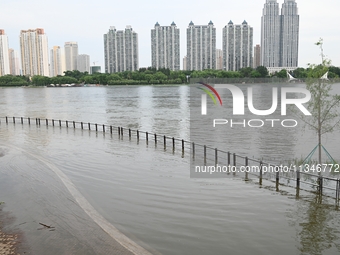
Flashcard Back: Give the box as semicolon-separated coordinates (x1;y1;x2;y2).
197;82;223;115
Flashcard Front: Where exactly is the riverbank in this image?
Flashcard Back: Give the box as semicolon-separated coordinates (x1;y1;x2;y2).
0;205;21;255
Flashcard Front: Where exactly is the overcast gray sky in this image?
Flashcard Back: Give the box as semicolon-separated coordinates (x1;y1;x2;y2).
2;0;340;71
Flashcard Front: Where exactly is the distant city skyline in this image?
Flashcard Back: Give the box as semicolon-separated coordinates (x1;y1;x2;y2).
1;0;340;72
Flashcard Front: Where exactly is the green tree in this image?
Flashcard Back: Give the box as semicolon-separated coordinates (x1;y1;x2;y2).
239;67;253;78
0;75;29;86
329;66;340;78
31;75;51;86
256;66;269;78
295;39;340;164
158;68;170;77
154;71;168;83
108;73;122;81
250;70;261;78
293;67;308;79
63;70;88;81
275;69;288;78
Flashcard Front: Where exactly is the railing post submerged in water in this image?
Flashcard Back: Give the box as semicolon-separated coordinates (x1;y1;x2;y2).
296;169;300;189
318;176;323;195
276;166;280;191
204;145;207;164
215;148;218;166
336;179;340;204
245;157;248;180
259;161;263;185
233;153;236;175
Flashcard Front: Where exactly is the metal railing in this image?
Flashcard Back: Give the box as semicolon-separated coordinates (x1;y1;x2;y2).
1;116;339;204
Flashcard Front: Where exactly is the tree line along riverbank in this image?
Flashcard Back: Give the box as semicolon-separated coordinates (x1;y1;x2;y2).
0;65;340;86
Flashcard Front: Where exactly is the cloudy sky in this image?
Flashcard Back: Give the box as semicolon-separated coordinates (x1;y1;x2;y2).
2;0;340;71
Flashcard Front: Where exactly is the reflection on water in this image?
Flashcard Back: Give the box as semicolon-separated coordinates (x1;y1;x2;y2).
288;194;340;255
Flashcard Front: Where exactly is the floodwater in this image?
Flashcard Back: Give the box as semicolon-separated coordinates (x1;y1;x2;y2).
0;85;340;255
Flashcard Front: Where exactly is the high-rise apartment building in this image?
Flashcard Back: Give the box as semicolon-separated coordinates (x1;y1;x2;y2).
216;49;223;70
261;0;281;67
20;28;49;76
77;54;90;73
261;0;299;67
280;0;299;67
0;29;10;76
8;49;20;75
64;42;78;71
104;26;139;73
151;22;180;71
253;44;261;68
183;56;187;71
223;20;253;71
50;46;63;77
186;21;216;71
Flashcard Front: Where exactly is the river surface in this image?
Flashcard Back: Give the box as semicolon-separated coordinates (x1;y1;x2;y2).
0;85;340;255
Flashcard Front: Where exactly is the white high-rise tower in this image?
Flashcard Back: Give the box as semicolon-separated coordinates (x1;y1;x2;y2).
223;20;253;71
50;46;63;76
104;26;139;73
187;21;216;71
64;42;78;71
261;0;281;67
0;29;10;76
281;0;299;67
151;22;180;71
261;0;299;68
20;28;49;76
